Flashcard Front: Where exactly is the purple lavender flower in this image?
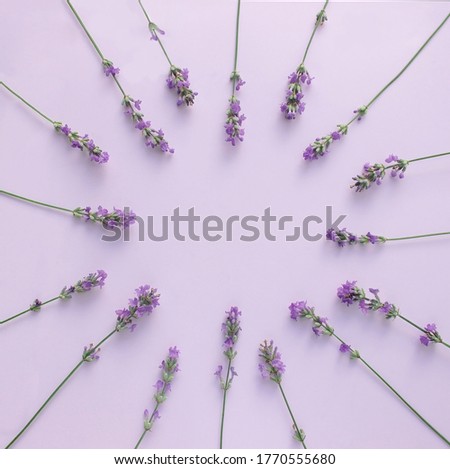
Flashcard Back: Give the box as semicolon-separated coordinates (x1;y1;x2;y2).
337;281;365;306
351;155;409;192
102;58;120;77
53;122;109;164
280;66;312;120
148;21;165;41
303;125;347;160
166;66;198;106
326;228;386;247
420;323;443;347
225;97;246;146
289;301;334;337
258;340;286;383
222;306;242;358
82;343;101;362
29;299;43;312
73;206;136;229
339;343;351;353
122;95;174;154
115;285;160;332
59;270;107;300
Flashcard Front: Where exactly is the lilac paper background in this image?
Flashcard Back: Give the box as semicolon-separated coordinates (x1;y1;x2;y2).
0;0;449;449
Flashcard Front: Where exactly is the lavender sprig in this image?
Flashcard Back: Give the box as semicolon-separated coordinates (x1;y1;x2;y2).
258;340;307;448
351;152;450;192
337;281;450;349
225;0;246;146
215;307;242;448
0;82;109;164
290;301;450;446
0;270;107;325
303;13;450;161
135;347;180;449
0;189;136;230
66;0;173;153
4;285;160;449
326;227;450;247
136;0;197;107
280;0;328;119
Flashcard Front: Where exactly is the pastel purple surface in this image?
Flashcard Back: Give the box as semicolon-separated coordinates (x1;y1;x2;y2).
0;0;449;448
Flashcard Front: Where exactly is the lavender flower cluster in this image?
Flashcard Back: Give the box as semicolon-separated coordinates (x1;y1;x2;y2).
258;340;286;383
115;285;160;332
420;324;443;347
122;95;174;154
215;306;241;390
337;281;399;318
303;126;345;161
280;66;312;120
53;122;109;164
73;206;136;229
326;228;386;247
167;66;198;107
60;270;108;300
143;347;180;431
351;155;409;192
225;72;246;146
102;58;120;77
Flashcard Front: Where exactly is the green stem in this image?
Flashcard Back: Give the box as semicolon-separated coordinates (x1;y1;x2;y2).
386;232;450;242
4;329;116;449
231;0;242;96
0;81;54;124
134;382;167;449
278;383;307;449
384;151;450;170
219;358;232;449
366;13;449;108
330;331;449;446
397;313;426;333
0;296;61;325
300;0;329;65
137;0;173;66
66;0;105;59
0;189;73;214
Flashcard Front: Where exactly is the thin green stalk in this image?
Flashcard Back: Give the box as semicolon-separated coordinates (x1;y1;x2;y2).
300;0;329;66
231;0;242;96
5;329;117;449
0;82;54;124
66;0;105;59
66;0;127;97
278;383;307;449
134;382;167;449
397;313;426;333
383;151;450;170
0;189;73;214
386;232;450;242
366;13;449;108
330;331;449;446
219;358;232;449
137;0;173;66
0;296;61;325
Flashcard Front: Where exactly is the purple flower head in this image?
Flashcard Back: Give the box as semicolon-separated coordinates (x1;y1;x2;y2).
337;281;365;306
290;300;335;337
221;306;242;358
148;21;165;41
115;285;160;332
59;270;107;299
54;122;109;164
420;323;442;347
258;340;285;383
339;343;351;353
167;66;198;107
82;343;101;362
303;124;348;161
102;59;120;77
30;299;43;312
225;96;246;146
73;206;136;230
122;95;174;154
230;70;245;91
326;228;386;247
153;347;180;411
214;365;223;380
280;66;312;120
